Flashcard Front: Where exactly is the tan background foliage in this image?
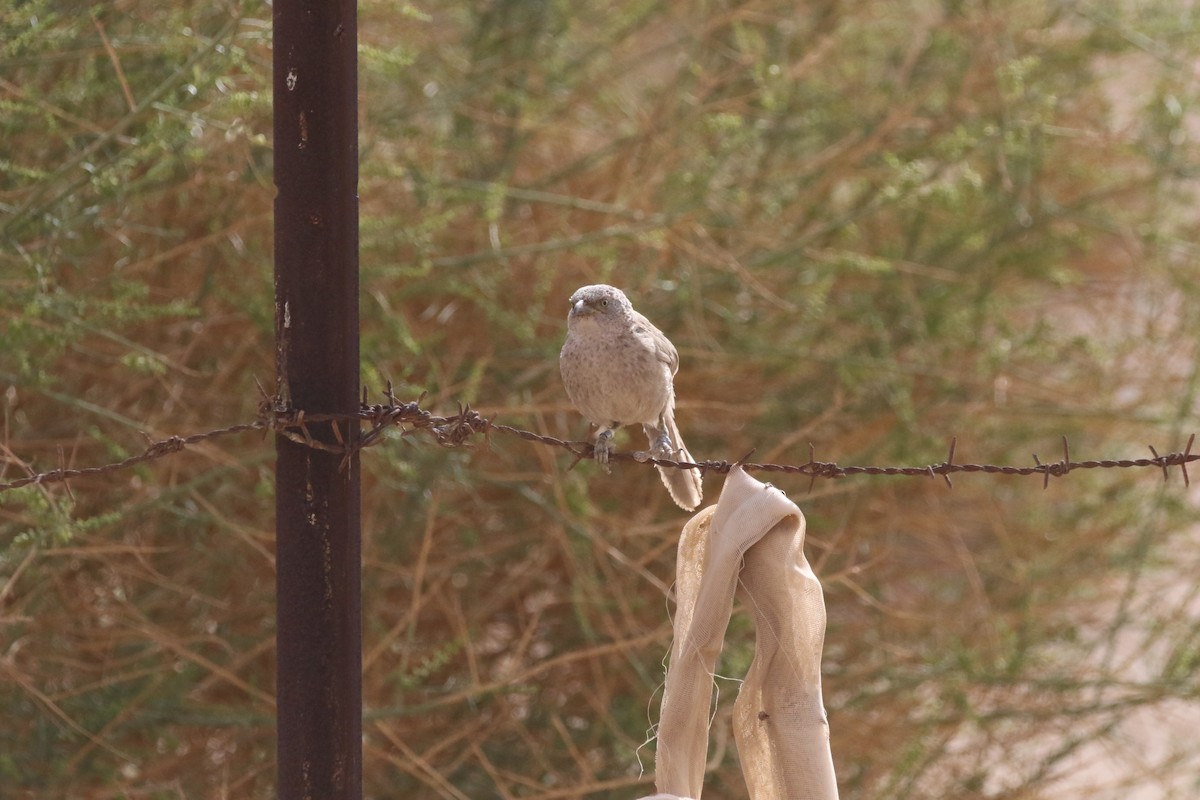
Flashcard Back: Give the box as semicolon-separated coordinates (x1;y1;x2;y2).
3;1;1199;797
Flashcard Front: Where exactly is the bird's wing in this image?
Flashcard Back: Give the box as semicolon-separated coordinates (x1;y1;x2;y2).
631;311;679;376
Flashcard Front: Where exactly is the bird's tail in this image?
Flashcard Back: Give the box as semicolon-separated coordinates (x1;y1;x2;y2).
656;412;703;512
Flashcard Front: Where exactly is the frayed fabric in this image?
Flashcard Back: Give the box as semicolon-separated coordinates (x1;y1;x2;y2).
639;466;838;800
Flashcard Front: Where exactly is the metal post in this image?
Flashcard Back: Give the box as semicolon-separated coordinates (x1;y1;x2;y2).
273;1;361;798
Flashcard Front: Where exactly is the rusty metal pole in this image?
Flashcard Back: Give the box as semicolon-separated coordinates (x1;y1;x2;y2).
273;1;361;799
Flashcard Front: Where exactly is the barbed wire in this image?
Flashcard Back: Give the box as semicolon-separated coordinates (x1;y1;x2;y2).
0;422;266;494
1;389;1196;495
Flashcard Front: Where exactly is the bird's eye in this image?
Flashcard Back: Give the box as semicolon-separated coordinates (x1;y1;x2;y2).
600;299;609;307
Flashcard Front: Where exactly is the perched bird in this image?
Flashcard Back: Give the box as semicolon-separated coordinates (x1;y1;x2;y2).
559;284;703;511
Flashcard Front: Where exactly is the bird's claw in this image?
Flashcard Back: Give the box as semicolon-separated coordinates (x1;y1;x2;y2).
650;433;675;460
594;429;614;474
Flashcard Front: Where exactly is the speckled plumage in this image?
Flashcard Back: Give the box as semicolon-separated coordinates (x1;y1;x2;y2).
559;284;703;511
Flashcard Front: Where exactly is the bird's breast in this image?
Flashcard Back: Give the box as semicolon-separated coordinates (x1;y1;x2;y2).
560;329;671;427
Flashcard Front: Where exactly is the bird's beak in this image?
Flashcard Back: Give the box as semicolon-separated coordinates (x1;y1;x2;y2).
570;299;593;317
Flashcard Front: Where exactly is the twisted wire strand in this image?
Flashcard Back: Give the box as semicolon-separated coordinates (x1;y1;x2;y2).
1;392;1195;494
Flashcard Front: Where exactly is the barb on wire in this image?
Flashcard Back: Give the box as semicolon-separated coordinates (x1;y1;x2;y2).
2;391;1198;494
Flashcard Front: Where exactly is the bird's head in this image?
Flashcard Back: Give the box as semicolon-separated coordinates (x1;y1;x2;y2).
567;284;632;325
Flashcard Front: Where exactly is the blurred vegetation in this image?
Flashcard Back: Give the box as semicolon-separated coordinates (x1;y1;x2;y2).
3;0;1200;797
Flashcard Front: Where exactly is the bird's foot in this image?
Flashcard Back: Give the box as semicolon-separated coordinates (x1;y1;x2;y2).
650;432;675;460
593;428;615;473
